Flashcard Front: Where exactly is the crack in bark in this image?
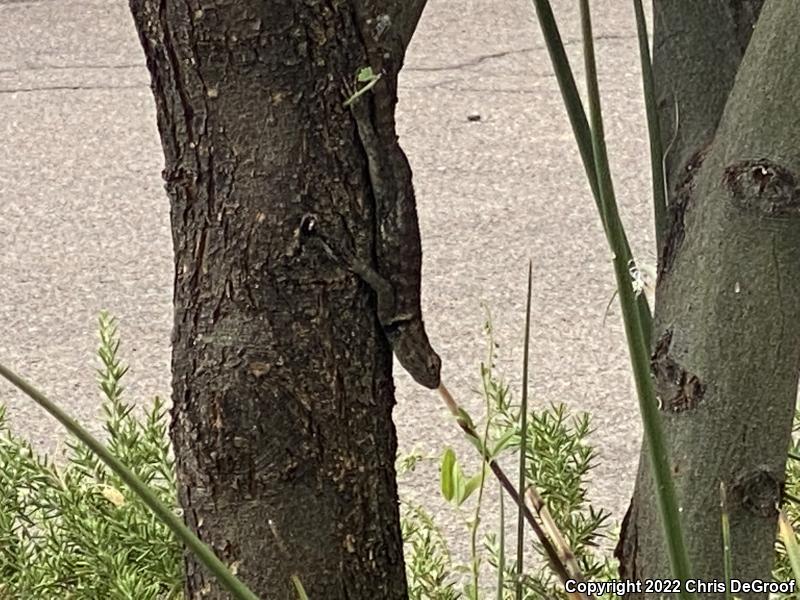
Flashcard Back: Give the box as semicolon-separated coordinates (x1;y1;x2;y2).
728;0;766;53
660;145;710;276
770;236;787;370
614;500;638;583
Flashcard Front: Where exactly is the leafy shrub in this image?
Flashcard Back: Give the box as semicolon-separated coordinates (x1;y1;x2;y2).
773;409;800;599
399;325;614;600
0;313;181;599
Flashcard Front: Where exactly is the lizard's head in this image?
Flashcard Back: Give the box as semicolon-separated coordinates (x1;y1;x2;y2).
386;319;442;390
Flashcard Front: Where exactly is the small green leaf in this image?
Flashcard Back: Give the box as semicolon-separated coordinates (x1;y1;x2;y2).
440;448;456;502
453;464;467;506
491;429;517;458
464;433;485;456
356;66;376;82
461;471;485;504
343;67;383;107
456;407;476;430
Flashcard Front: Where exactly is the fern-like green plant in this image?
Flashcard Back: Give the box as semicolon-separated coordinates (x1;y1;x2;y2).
401;501;461;600
0;313;182;599
773;409;800;599
399;316;616;600
481;362;615;599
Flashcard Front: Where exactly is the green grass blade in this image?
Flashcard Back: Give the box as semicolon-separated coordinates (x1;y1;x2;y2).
779;510;800;583
632;0;667;255
0;362;261;600
578;1;693;595
529;0;652;346
291;575;310;600
719;482;733;600
515;261;533;600
497;485;506;600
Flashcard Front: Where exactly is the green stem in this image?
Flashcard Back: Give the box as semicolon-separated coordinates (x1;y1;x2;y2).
632;0;667;257
497;487;506;600
719;483;733;600
578;1;693;595
529;0;652;347
515;261;533;600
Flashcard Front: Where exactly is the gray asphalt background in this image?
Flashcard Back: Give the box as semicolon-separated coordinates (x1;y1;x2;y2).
1;0;652;554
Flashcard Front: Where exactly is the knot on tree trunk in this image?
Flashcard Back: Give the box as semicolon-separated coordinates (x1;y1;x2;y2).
723;159;800;217
730;467;782;517
651;329;706;413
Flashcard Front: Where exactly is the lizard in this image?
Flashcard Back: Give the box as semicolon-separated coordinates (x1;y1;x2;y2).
305;8;442;390
342;83;442;390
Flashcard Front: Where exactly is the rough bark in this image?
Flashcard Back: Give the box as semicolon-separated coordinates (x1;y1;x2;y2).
617;1;800;596
127;0;426;597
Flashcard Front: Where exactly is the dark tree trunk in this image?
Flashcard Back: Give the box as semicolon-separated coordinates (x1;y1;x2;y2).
127;1;425;597
617;2;800;597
